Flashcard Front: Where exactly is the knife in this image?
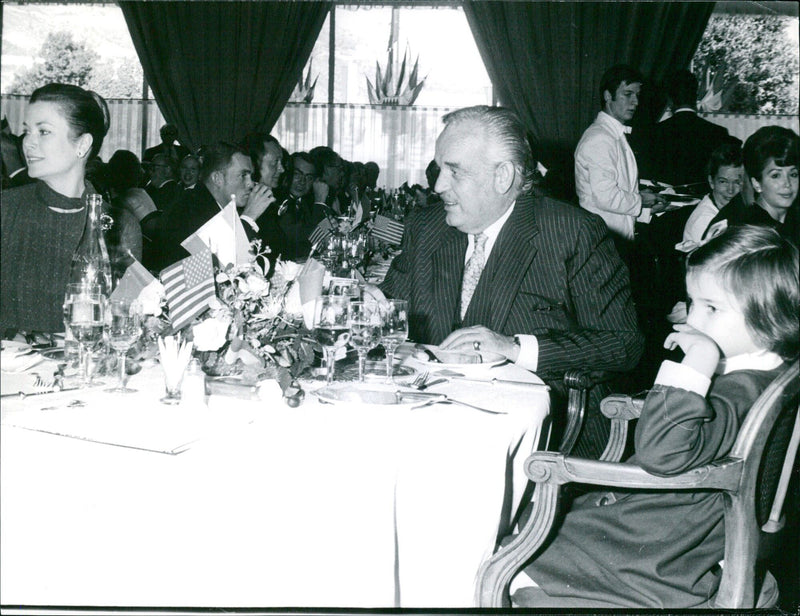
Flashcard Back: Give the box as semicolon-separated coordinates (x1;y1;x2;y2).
443;376;550;391
1;385;82;399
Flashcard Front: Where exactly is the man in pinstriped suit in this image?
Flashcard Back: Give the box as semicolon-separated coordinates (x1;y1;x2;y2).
380;106;644;457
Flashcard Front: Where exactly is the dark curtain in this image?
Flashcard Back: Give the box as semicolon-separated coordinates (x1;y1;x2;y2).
463;1;714;201
119;1;330;151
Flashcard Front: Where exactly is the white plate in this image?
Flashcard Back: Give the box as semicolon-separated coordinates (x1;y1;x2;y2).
410;345;506;375
313;382;439;408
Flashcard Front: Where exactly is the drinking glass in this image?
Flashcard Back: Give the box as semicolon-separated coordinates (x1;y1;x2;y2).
313;295;351;384
105;299;142;393
379;299;409;383
63;283;105;386
348;301;382;382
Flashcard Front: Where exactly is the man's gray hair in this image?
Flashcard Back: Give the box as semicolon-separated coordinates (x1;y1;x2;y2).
441;105;535;192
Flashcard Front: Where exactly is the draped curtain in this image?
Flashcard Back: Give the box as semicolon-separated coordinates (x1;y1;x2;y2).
119;1;330;151
462;1;714;200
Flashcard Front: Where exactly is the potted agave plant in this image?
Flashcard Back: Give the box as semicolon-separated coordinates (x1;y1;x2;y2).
365;35;426;106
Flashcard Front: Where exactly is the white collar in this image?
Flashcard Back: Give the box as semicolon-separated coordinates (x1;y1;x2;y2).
673;107;697;115
597;110;632;135
718;349;784;375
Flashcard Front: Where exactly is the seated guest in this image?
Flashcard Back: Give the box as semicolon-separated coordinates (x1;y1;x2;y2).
240;132;289;261
364;160;380;191
275;151;326;259
107;149;159;271
178;153;201;190
1;83;111;335
380;106;644;458
309;146;345;215
707;126;799;246
682;141;744;246
143;123;189;166
649;69;739;190
511;225;798;608
144;152;180;211
153;141;284;270
1;120;33;189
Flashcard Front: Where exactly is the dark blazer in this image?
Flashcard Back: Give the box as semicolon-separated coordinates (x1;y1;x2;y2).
649;111;737;189
381;192;643;382
145;179;181;212
151;182;222;270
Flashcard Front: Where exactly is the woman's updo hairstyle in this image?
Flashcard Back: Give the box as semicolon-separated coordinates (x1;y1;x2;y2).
29;83;110;159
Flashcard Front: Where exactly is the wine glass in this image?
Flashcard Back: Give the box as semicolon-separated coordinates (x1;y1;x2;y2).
63;283;105;386
379;299;409;383
313;295;351;385
105;299;143;393
348;301;382;382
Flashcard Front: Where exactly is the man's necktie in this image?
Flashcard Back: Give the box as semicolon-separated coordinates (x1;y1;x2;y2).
460;232;488;319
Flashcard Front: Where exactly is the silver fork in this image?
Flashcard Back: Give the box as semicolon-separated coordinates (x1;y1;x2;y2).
411;370;429;389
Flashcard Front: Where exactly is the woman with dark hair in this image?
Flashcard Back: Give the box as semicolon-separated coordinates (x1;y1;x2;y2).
1;83;117;335
707;126;799;245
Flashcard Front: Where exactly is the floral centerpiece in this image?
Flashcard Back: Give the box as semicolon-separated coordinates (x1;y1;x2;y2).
142;241;317;406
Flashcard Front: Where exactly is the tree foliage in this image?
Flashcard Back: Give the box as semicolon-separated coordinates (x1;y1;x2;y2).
692;15;799;114
8;30;143;99
10;31;98;94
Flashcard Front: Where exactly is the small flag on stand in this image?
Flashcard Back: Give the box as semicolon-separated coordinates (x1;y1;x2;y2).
308;217;334;247
110;259;158;303
160;248;216;331
372;214;405;246
181;197;250;267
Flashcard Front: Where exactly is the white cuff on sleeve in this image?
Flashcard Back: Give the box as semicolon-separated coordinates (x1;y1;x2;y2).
637;206;652;224
513;334;539;373
240;215;259;233
654;360;711;397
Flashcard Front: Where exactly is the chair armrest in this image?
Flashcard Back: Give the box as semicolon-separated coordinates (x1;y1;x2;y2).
559;370;611;454
524;451;744;492
600;394;644;421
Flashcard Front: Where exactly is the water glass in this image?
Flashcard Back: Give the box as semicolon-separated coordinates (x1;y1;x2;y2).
379;299;409;383
63;283;105;386
313;295;351;384
105;299;142;393
348;301;382;382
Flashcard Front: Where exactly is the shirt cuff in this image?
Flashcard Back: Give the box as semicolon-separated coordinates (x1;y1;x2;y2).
654;360;711;397
636;207;652;224
513;334;539;372
240;215;259;233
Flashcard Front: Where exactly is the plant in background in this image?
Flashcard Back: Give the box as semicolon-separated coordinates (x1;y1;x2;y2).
290;58;319;104
366;36;426;106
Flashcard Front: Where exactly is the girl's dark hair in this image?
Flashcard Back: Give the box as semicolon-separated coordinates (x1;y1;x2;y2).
107;150;143;192
706;140;743;178
687;225;799;360
29;83;110;159
742;126;799;181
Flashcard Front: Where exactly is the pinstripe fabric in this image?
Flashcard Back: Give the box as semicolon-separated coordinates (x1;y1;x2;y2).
381;193;645;456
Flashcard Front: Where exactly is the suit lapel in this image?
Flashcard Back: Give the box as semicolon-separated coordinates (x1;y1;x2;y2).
463;195;540;330
431;225;467;340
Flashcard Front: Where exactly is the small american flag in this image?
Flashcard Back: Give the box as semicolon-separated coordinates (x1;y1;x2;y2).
372;214;405;246
160;248;216;331
308;217;334;246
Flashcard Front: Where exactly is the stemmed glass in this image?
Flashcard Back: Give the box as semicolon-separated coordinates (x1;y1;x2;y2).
313;295;351;385
348;301;382;382
63;283;105;386
105;299;143;393
379;299;409;383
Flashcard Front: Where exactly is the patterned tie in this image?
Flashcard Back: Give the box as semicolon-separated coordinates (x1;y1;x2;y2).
460;232;488;319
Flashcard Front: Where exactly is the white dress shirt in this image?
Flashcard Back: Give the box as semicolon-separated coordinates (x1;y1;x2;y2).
682;193;719;245
574;111;651;241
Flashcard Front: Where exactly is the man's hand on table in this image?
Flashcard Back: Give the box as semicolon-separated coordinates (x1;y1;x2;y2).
439;325;520;362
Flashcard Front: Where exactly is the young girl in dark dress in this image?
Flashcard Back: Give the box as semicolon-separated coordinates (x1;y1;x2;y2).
512;225;799;608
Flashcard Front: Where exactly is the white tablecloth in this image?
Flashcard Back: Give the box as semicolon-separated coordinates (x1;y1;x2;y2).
1;354;549;609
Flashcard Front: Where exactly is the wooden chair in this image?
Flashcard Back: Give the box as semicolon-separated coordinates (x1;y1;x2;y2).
476;359;800;609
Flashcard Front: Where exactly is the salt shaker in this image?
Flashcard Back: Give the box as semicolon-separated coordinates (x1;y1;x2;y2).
183;358;207;407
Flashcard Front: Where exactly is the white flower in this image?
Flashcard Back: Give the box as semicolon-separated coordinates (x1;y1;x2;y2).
192;314;232;351
139;281;165;316
245;273;269;295
275;259;302;282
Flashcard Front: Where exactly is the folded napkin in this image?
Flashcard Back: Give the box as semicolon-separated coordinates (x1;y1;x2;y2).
1;348;46;373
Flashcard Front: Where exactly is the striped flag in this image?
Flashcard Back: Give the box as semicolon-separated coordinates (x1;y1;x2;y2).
110;259;157;304
372;214;405;246
308;217;334;247
160;248;216;331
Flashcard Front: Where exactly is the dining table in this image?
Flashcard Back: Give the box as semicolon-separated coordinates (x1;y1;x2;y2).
1;343;550;609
